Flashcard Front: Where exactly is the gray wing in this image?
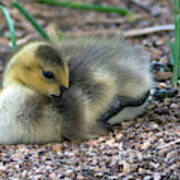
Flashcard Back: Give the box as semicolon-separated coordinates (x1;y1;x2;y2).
99;90;150;123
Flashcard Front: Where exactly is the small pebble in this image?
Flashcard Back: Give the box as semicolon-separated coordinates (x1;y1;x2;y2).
122;161;131;173
170;103;178;109
115;133;123;141
153;173;161;180
138;167;144;173
76;174;84;180
143;176;153;180
142;140;151;151
158;82;168;88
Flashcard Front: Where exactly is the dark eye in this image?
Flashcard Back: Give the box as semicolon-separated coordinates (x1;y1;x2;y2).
43;71;54;79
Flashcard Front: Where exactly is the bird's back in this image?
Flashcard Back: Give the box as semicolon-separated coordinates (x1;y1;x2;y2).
54;37;153;140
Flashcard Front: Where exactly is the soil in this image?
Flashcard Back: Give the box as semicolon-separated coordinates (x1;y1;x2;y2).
0;0;179;179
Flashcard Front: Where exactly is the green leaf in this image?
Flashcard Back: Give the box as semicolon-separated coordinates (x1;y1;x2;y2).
38;0;131;16
12;2;50;41
0;5;17;53
172;0;180;86
168;40;175;65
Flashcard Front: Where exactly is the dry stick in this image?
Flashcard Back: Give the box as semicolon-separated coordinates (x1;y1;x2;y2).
15;24;175;46
124;24;174;37
64;24;174;37
16;34;39;46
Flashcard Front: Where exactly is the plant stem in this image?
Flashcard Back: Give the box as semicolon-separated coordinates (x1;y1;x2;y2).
0;5;17;53
12;2;50;41
38;0;130;16
173;0;180;86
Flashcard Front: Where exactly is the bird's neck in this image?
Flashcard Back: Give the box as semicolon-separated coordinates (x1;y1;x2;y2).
3;65;21;88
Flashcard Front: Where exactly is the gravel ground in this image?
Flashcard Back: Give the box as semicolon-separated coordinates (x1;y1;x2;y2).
0;0;179;179
0;96;179;179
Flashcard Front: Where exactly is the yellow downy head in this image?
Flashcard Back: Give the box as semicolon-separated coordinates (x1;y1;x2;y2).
3;42;69;97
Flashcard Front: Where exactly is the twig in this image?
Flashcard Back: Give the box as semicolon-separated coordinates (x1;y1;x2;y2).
15;34;39;46
124;24;174;37
63;24;174;38
10;25;175;48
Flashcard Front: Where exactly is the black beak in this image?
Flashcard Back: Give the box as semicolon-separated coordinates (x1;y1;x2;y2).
51;86;68;98
59;86;68;98
60;86;68;93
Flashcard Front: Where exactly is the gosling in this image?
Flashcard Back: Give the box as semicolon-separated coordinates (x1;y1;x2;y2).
0;37;153;144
